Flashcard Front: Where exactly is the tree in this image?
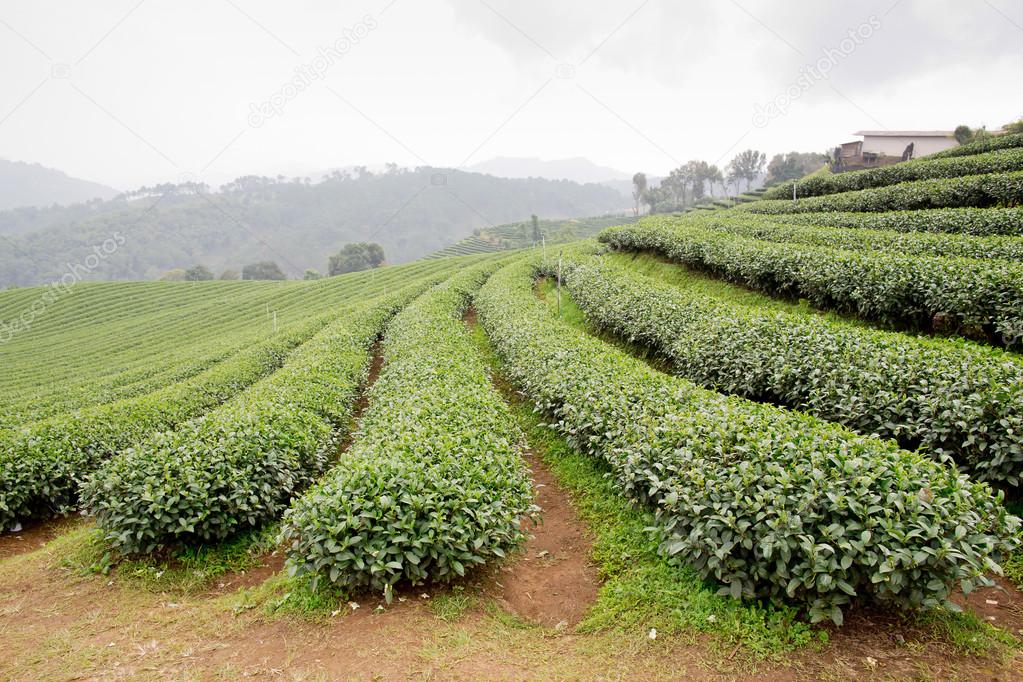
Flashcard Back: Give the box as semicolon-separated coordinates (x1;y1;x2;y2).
684;160;717;202
184;264;214;281
707;165;724;198
727;149;766;192
631;172;648;216
303;268;322;280
328;242;386;276
765;152;826;185
219;269;240;280
1004;118;1023;134
159;268;186;281
531;214;541;242
242;261;287;280
954;125;973;145
954;124;990;145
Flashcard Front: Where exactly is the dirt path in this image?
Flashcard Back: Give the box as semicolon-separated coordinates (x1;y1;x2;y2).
466;306;601;628
0;515;82;561
486;452;601;629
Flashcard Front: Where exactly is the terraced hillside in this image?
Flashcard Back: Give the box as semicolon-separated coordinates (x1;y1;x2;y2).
2;136;1023;680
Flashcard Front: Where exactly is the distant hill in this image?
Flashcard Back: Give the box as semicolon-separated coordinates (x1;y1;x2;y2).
426;214;637;259
468;156;632;187
0;168;624;286
0;160;118;213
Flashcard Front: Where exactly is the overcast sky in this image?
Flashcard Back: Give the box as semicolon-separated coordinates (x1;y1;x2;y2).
1;0;1020;190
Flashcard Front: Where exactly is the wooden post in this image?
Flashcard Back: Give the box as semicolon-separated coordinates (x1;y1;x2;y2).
542;234;547;265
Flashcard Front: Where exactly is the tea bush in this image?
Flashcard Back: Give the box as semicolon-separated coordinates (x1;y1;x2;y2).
601;219;1023;344
476;256;1019;624
763;148;1023;200
281;264;535;595
562;253;1023;485
82;283;431;553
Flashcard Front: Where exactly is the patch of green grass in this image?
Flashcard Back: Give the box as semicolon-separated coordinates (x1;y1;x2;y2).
245;572;349;621
429;586;477;621
466;317;818;658
914;607;1017;657
605;250;797;312
536;278;668;371
482;600;536;630
62;524;279;594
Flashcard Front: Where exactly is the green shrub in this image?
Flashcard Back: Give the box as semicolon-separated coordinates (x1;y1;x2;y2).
928;133;1023;160
82;284;430;554
764;207;1023;237
738;171;1023;214
601;218;1023;345
0;317;329;531
281;264;535;596
762;148;1023;200
685;213;1023;261
562;253;1023;485
476;256;1019;625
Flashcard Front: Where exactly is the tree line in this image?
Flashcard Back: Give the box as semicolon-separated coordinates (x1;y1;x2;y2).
632;149;825;214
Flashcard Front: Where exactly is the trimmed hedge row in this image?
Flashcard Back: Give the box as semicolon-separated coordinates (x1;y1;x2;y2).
81;284;433;554
687;213;1023;261
737;171;1023;214
0;316;331;531
601;219;1023;345
562;253;1023;485
930;133;1023;160
766;207;1023;237
476;256;1019;624
281;265;535;596
763;148;1023;200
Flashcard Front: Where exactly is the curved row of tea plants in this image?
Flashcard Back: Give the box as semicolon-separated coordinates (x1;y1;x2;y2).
476;256;1019;625
764;207;1023;237
684;213;1023;261
0;310;343;531
0;258;470;428
281;264;535;596
763;148;1023;201
600;220;1023;345
82;282;436;554
929;133;1023;160
737;171;1023;215
561;252;1023;485
0;314;331;531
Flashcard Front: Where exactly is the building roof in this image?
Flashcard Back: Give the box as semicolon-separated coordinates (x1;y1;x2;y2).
853;130;953;137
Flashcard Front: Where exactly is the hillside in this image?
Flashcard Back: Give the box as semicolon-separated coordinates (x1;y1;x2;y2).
426;214;637;258
0;168;623;286
2;133;1023;679
0;159;118;213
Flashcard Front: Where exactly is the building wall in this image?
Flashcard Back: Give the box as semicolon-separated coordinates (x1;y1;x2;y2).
861;135;958;158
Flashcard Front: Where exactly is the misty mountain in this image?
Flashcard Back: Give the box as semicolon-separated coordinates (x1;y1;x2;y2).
468;156;632;187
0;168;623;286
0;160;119;213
